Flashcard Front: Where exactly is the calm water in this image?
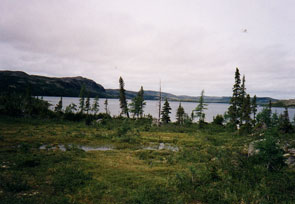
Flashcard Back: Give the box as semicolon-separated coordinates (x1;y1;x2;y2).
42;96;295;122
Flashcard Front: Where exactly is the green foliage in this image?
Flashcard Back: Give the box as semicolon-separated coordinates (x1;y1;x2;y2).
92;95;99;115
253;132;286;171
0;141;92;203
0;92;51;117
116;120;131;137
79;84;86;113
212;114;224;126
193;89;207;125
251;95;257;125
85;95;90;114
278;107;293;133
54;96;63;113
228;68;241;126
129;184;176;204
104;98;109;114
176;103;185;125
65;102;77;114
119;76;129;118
129;86;146;118
240;94;252;133
256;106;272;128
161;98;171;124
52;166;91;193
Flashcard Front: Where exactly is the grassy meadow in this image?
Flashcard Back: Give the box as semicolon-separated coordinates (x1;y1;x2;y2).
1;115;295;204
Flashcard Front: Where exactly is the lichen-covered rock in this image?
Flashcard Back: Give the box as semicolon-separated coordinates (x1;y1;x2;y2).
248;139;265;156
286;156;295;167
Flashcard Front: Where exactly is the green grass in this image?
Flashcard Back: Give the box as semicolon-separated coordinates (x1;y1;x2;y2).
0;116;295;203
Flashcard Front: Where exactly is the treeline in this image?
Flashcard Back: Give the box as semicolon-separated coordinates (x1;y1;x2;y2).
226;68;294;134
1;70;294;133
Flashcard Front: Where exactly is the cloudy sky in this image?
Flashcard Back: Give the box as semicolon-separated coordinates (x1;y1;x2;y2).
0;0;294;99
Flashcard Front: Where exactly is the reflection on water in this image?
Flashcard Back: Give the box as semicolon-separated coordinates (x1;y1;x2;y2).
39;144;113;152
143;143;179;152
39;143;179;152
42;96;295;122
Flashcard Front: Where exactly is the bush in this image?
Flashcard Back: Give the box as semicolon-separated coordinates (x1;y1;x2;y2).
212;114;224;126
253;132;286;171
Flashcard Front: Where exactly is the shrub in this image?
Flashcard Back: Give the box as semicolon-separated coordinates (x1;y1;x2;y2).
212;114;224;126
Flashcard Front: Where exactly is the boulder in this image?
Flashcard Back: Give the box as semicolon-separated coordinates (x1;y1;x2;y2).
286;156;295;167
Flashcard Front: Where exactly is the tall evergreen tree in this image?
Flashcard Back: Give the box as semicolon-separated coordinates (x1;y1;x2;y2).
129;96;138;118
129;86;146;118
278;107;293;133
104;98;109;114
256;100;272;128
239;75;246;125
161;98;171;124
119;77;129;118
65;103;77;114
24;85;33;115
85;95;90;115
54;97;63;113
92;96;99;115
228;68;241;127
176;103;185;125
138;86;145;118
241;94;252;132
251;95;257;125
79;84;86;113
193;90;207;124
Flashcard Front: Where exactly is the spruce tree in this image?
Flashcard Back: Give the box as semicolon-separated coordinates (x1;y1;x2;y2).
241;94;252;132
104;98;109;114
193;90;207;124
161;98;171;124
251;95;257;125
129;87;146;118
85;95;90;115
176;103;185;125
138;86;145;118
92;96;99;115
228;68;241;127
79;84;86;113
239;75;246;125
119;77;129;118
54;97;63;113
24;85;33;115
129;96;138;118
65;103;77;114
256;100;272;128
278;107;293;133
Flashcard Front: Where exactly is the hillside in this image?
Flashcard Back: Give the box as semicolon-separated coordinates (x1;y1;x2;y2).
0;70;107;97
273;99;295;107
0;70;277;104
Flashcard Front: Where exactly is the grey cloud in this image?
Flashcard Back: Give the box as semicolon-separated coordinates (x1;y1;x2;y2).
0;0;295;99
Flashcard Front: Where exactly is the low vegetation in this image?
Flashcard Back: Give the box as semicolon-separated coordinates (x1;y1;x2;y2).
1;69;295;203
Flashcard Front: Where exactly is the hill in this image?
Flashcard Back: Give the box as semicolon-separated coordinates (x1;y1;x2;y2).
0;70;107;97
273;99;295;107
0;70;277;104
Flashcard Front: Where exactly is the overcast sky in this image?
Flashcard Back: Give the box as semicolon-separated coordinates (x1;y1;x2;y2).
0;0;294;99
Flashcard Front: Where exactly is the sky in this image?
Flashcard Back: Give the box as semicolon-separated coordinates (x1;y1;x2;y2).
0;0;294;99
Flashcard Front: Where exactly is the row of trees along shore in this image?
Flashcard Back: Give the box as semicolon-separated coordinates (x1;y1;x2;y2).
115;70;295;134
0;68;294;133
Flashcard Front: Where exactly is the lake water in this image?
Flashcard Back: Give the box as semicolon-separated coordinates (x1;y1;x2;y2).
42;96;295;122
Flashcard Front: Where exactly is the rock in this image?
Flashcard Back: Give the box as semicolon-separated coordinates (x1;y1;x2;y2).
286;156;295;167
248;139;265;156
152;119;159;126
96;119;103;123
283;153;291;157
288;148;295;155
